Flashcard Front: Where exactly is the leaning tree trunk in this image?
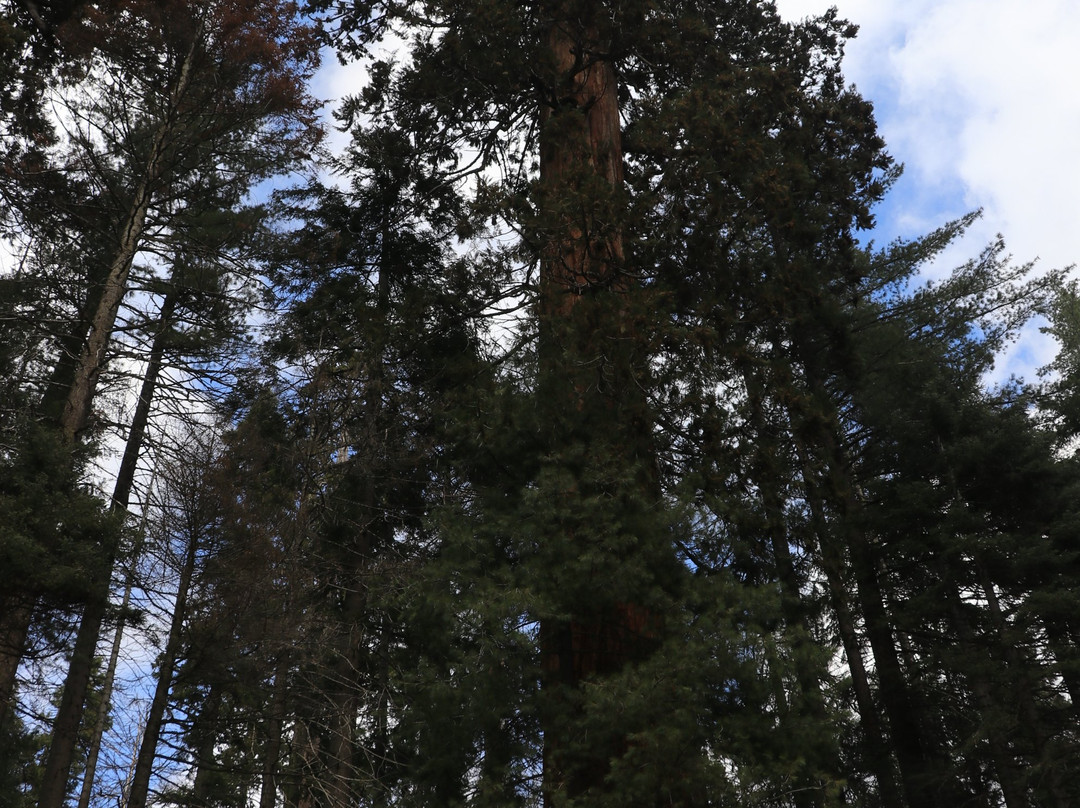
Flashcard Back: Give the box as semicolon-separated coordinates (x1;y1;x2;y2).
793;367;965;808
58;34;197;443
40;294;176;808
126;495;202;808
808;496;905;808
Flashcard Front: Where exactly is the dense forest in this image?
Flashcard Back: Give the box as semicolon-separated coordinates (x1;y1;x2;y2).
1;1;1079;806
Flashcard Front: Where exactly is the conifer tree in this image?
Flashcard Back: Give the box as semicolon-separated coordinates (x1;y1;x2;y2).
0;0;322;801
320;1;897;804
5;2;1078;806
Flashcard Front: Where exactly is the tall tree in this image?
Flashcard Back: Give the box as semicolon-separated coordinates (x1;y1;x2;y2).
7;1;1077;806
0;0;324;802
322;1;895;804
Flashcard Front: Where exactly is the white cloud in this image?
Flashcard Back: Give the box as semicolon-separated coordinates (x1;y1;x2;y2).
775;0;1080;384
311;50;373;157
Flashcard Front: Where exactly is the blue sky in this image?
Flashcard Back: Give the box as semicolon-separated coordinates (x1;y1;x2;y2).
775;0;1080;385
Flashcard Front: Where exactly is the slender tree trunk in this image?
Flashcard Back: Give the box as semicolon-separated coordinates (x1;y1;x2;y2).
321;582;366;808
37;597;106;808
77;480;158;808
59;201;151;441
36;572;113;807
844;528;944;806
189;685;224;806
782;365;905;808
822;547;904;808
798;474;903;808
40;294;175;808
0;600;33;730
126;506;201;808
788;338;968;808
744;368;839;808
75;566;134;808
0;267;112;717
259;654;291;808
943;578;1029;808
315;205;396;807
282;713;320;808
810;466;931;804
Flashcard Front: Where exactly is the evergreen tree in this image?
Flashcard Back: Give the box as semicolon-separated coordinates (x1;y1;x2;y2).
3;2;1077;806
318;1;895;805
0;0;323;801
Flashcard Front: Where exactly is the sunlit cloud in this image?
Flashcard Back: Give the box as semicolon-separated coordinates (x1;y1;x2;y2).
775;0;1080;385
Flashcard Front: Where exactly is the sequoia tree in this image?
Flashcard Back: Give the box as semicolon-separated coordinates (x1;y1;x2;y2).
319;1;896;804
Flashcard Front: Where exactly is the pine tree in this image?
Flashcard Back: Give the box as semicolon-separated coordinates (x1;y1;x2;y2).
0;0;323;801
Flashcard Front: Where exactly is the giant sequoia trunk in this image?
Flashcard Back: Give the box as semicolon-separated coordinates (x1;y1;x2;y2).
535;5;663;802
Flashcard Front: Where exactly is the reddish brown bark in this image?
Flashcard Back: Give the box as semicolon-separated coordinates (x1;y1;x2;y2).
535;5;661;804
537;8;624;315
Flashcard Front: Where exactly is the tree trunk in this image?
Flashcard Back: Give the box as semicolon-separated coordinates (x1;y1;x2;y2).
58;34;197;443
1043;616;1080;721
846;529;943;805
815;441;963;808
975;561;1071;808
75;564;135;808
126;500;201;808
822;547;904;808
0;599;33;730
0;226;114;717
39;294;175;808
794;440;903;808
281;713;320;808
535;4;665;804
321;583;366;808
787;334;969;808
188;685;224;807
944;583;1029;808
744;368;840;808
258;654;291;808
312;204;396;807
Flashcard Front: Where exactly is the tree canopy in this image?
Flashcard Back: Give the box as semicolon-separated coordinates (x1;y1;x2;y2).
1;2;1078;807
